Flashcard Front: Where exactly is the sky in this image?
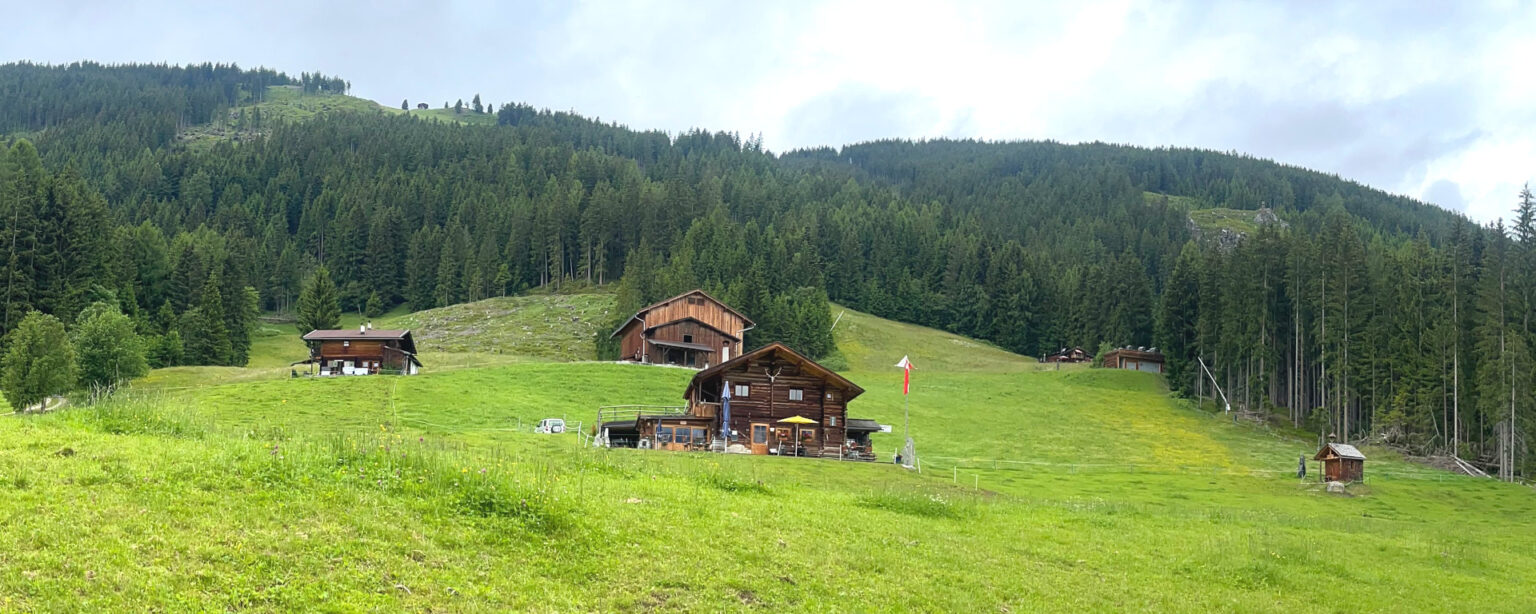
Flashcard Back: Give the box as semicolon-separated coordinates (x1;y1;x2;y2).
9;0;1536;222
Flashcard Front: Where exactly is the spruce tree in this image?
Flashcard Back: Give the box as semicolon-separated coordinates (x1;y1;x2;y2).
183;273;232;365
297;266;341;337
1;311;75;410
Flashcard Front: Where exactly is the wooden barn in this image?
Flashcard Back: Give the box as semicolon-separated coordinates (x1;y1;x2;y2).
1314;443;1366;482
610;289;753;369
1101;347;1164;373
1044;347;1092;363
602;342;876;459
299;326;422;375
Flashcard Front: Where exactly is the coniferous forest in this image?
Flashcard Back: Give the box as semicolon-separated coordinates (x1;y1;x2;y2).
1;62;1532;477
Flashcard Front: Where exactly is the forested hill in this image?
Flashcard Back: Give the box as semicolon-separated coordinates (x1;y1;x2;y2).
789;139;1462;239
1;62;1531;478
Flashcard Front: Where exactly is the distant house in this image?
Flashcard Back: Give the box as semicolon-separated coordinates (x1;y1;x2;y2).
299;326;422;375
1044;347;1092;363
1314;443;1366;482
415;102;429;110
1101;347;1164;373
601;342;875;459
610;289;753;369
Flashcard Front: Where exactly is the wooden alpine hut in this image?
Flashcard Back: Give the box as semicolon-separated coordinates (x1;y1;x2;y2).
298;325;422;375
600;342;877;459
610;289;754;369
1313;443;1366;482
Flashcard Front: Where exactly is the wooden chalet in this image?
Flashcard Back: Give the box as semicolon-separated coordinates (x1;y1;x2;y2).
611;289;754;369
601;342;878;459
1044;347;1092;363
1101;347;1164;373
299;326;422;375
1314;443;1366;483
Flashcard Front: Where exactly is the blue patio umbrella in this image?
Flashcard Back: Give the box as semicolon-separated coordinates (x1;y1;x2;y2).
720;380;731;445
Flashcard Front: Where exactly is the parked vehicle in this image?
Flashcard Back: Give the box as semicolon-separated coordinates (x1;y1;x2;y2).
536;418;566;434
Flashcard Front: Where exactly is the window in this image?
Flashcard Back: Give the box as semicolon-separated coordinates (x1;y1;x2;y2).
343;340;350;347
673;427;690;444
734;384;750;398
800;428;817;443
691;428;707;443
657;426;674;444
751;424;768;444
682;334;693;343
789;388;804;401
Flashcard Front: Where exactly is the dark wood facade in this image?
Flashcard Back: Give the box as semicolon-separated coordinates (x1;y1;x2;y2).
612;290;753;369
1101;347;1164;373
1314;443;1365;482
606;343;871;459
300;328;422;375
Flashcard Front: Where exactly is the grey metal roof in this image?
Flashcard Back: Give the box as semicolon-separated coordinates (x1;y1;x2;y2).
1326;443;1366;460
302;329;411;341
845;418;882;432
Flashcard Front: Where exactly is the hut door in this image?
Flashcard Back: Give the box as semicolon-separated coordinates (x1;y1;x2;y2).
750;423;769;455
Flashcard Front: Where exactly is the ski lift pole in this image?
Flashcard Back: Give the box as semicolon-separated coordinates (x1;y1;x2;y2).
1197;357;1233;419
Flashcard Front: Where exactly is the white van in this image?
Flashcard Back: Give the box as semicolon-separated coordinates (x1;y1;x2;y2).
535;418;566;434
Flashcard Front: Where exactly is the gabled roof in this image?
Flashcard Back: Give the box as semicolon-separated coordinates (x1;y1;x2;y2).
1314;443;1366;461
609;289;755;339
303;329;418;355
684;342;863;401
638;289;754;326
302;329;412;341
845;418;882;432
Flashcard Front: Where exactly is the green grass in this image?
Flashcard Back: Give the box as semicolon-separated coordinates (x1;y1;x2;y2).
1188;207;1265;235
3;292;1534;611
178;86;498;148
387;293;615;360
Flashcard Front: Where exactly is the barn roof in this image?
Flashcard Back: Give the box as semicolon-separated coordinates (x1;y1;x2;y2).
684;342;863;401
609;289;756;339
1314;443;1366;461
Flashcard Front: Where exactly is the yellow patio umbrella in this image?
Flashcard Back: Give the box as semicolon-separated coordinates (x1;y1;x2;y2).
778;416;817;456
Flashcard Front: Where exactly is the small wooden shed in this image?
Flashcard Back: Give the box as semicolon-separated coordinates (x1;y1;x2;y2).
1313;443;1365;482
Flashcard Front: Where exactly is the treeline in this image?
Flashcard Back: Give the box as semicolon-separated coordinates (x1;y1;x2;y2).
0;62;1527;476
1158;198;1535;478
0;140;260;368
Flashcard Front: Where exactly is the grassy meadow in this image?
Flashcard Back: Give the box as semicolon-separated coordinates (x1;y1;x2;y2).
2;294;1534;611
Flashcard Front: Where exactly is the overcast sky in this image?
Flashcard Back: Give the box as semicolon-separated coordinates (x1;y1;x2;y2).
11;0;1536;222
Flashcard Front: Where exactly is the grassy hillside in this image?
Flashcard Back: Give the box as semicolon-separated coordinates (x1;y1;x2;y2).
2;293;1533;611
178;86;498;147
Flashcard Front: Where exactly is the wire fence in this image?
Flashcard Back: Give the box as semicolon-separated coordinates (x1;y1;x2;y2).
918;454;1490;483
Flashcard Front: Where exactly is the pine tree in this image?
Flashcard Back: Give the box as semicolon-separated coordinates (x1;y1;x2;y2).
182;273;232;365
1157;243;1201;394
1;311;76;410
296;266;341;337
401;99;409;110
364;291;384;318
0;140;47;337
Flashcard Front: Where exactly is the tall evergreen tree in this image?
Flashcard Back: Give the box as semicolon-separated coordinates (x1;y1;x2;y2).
296;266;341;337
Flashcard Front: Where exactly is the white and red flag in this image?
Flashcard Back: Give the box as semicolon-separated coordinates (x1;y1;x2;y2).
895;355;915;395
